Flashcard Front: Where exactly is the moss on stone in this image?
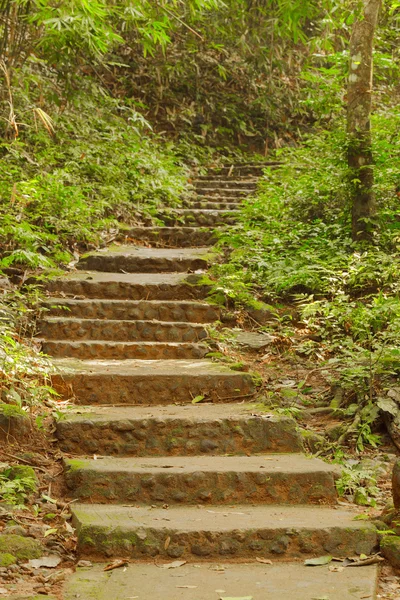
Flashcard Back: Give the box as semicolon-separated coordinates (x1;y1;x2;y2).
0;552;16;567
0;535;43;560
0;403;26;418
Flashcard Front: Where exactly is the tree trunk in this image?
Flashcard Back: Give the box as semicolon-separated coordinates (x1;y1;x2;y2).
347;0;381;242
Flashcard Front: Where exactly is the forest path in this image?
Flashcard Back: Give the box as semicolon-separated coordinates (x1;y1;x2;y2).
38;164;378;598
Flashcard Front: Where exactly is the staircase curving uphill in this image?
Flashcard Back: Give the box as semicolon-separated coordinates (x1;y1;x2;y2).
39;164;378;599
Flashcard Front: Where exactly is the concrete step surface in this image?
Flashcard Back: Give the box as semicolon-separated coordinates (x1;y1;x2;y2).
46;271;210;300
43;340;208;360
77;246;212;273
51;358;255;405
71;503;378;560
63;561;378;600
64;454;338;505
56;404;303;456
42;298;219;323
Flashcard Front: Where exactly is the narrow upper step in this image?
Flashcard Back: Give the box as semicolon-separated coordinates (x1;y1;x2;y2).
64;454;338;505
71;503;377;560
46;271;210;300
64;561;378;600
56;404;303;456
77;246;212;273
51;358;255;405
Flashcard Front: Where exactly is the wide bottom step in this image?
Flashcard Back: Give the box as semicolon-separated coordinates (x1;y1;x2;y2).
72;503;377;560
63;562;378;600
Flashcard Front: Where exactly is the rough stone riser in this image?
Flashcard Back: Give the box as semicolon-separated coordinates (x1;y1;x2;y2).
194;181;257;190
75;524;377;561
51;372;254;405
195;188;251;197
157;212;238;227
42;300;219;323
125;228;216;247
66;469;337;506
57;417;303;456
42;341;207;360
46;281;210;301
77;256;208;273
40;318;207;343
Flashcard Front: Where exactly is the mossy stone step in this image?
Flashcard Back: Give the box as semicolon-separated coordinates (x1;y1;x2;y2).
46;272;210;300
51;358;255;405
123;226;216;247
39;317;207;343
195;188;253;197
71;503;377;560
157;209;239;227
64;454;338;505
77;246;211;273
42;340;207;360
56;404;303;456
194;179;257;189
187;200;240;210
42;298;219;323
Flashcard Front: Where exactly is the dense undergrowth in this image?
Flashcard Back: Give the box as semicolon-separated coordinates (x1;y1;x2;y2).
212;106;400;453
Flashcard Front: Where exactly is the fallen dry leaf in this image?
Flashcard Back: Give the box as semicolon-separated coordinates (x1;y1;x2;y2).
256;557;272;565
164;536;171;550
103;559;129;572
176;585;198;589
160;560;187;569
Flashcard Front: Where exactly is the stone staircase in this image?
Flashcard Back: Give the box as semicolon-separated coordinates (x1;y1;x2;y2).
38;163;378;599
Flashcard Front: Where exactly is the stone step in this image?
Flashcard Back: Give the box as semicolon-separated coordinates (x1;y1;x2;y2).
43;340;208;360
185;200;239;210
65;454;338;506
51;358;255;405
77;246;211;273
56;404;303;456
39;317;207;342
64;561;378;600
71;503;377;560
198;194;244;203
125;226;216;247
46;272;210;301
157;209;239;227
196;188;252;197
194;180;257;190
42;298;219;323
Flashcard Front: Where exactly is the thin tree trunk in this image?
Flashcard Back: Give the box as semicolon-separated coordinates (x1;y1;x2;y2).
347;0;381;241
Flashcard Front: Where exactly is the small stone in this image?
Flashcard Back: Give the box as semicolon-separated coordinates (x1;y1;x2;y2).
200;439;219;452
4;525;27;537
77;560;93;568
191;544;211;556
167;546;184;558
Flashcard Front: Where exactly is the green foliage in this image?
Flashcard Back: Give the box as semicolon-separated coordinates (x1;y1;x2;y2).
212;108;400;449
0;286;57;411
0;72;190;269
0;463;37;507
